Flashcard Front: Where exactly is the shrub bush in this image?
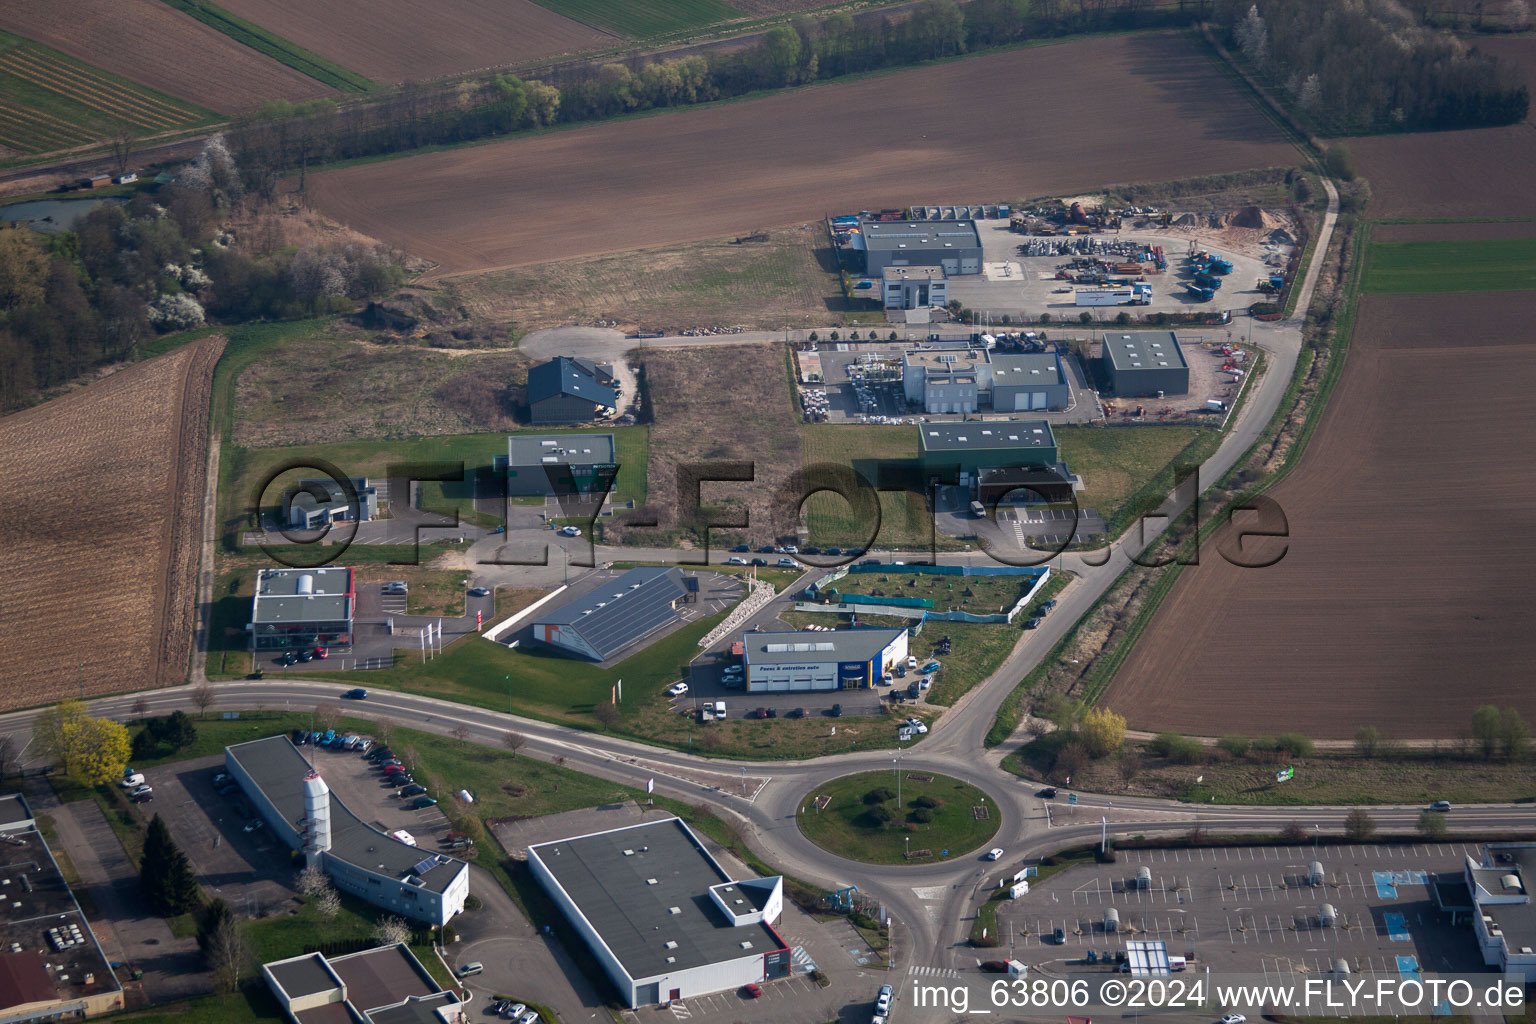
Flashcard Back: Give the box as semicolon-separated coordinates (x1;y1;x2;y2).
863;805;893;826
909;807;935;823
913;795;940;809
863;787;895;805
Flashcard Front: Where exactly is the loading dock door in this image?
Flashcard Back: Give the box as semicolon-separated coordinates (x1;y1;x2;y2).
1032;391;1047;410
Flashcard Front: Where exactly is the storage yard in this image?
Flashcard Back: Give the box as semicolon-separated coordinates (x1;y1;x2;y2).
1104;291;1536;738
306;32;1296;276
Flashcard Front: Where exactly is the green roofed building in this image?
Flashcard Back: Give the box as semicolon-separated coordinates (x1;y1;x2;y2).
917;421;1057;483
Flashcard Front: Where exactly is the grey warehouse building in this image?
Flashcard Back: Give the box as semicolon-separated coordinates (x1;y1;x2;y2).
532;566;689;661
527;356;617;425
249;567;355;652
1099;331;1189;397
528;818;789;1008
988;352;1069;412
862;220;982;276
282;478;379;531
505;433;617;497
225;736;469;926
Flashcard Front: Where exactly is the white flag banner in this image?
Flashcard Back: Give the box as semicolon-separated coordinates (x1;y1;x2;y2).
646;778;655;794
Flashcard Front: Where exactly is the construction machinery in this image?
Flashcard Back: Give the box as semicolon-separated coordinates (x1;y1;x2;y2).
1184;282;1215;301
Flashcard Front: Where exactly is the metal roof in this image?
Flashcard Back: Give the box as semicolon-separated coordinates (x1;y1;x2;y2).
1102;331;1188;371
1124;939;1171;975
535;567;686;661
919;421;1056;452
226;737;464;895
990;353;1063;387
507;433;616;469
527;357;617;408
251;567;354;626
528;818;784;982
863;220;981;252
744;628;905;666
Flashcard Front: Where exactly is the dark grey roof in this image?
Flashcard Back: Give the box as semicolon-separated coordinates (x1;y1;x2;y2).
1102;331;1187;371
529;818;783;982
269;954;338;1000
226;737;464;894
527;357;617;408
1475;846;1536;949
507;433;616;469
0;794;32;832
744;628;904;666
919;421;1055;452
862;220;980;252
990;353;1063;387
251;567;354;625
267;945;456;1024
535;567;686;660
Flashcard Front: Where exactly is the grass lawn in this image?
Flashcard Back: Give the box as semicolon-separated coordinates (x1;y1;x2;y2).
815;569;1036;617
1051;424;1204;536
1361;238;1536;294
528;0;743;38
799;423;933;549
798;770;999;865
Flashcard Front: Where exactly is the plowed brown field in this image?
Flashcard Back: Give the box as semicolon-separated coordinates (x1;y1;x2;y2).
1348;36;1536;220
307;32;1297;276
0;337;223;710
0;0;333;111
1105;293;1536;738
214;0;615;84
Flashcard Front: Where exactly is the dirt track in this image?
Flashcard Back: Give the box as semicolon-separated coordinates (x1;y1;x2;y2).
215;0;615;84
0;0;333;111
0;337;224;710
1104;292;1536;738
307;32;1297;276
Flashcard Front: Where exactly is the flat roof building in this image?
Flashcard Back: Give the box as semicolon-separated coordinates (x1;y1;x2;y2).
902;347;987;415
918;421;1058;479
527;357;617;425
0;794;123;1024
249;567;355;652
505;433;617;498
862;220;982;276
225;737;469;926
532;567;688;661
1100;331;1189;397
742;627;907;692
988;352;1069;412
263;944;465;1024
1467;844;1536;982
281;478;379;531
528;818;789;1008
881;266;948;310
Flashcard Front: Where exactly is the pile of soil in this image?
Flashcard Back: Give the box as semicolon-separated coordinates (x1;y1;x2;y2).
1223;205;1284;230
1170;212;1198;226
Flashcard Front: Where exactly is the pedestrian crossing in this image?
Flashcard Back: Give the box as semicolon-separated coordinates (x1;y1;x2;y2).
908;965;960;979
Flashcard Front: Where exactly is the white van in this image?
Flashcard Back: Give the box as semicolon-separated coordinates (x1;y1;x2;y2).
714;700;727;719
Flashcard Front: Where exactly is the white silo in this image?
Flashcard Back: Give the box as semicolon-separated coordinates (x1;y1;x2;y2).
303;769;331;869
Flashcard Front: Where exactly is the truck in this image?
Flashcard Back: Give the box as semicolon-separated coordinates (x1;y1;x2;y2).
1075;283;1151;306
970;500;986;517
1183;283;1215;302
1206;399;1227;412
1194;271;1222;290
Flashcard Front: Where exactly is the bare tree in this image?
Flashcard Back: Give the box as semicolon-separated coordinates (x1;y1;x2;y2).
1280;820;1307;844
371;915;411;947
1117;749;1142;787
401;746;421;773
1055;741;1090;783
191;683;216;718
107;121;138;179
1344;808;1377;841
314;703;340;733
503;731;526;758
206;914;248;993
131;696;148;720
375;719;394;747
592;702;618;728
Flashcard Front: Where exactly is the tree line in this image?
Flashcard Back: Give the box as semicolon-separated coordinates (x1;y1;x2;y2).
229;0;1209;183
1216;0;1529;133
0;138;402;415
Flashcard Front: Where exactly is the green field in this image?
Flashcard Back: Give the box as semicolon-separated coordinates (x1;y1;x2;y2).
158;0;373;92
530;0;744;38
1361;238;1536;294
799;423;929;548
0;31;212;153
797;770;999;865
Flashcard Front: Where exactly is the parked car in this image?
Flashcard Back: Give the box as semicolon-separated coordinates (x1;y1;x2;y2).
904;718;928;734
120;773;145;789
128;784;152;798
133;793;153;804
504;1004;525;1020
278;652;298;666
400;784;427;797
1024;617;1042;630
313;647;328;659
876;985;893;1015
413;796;438;808
732;544;750;552
787;707;805;719
742;984;762;999
518;1013;538;1024
559;525;582;537
860;558;881;566
825;547;843;556
344;688;368;700
727;556;748;565
829;703;843;717
906;655;918;669
667;682;689;697
468;586;491;597
1038;787;1058;799
777;557;797;568
750;558;768;567
1039;598;1058;611
803;546;822;555
758;545;776;553
1053;927;1066;944
456;962;483;978
1221;1015;1247;1024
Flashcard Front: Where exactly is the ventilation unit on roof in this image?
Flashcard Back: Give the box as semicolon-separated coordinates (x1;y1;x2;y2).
664;940;678;949
622;849;634;856
668;907;681;915
740;941;753;949
646;878;658;885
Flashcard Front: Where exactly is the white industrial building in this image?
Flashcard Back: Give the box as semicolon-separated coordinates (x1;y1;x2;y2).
881;266;948;310
742;627;907;692
902;347;987;414
528;818;790;1008
1466;844;1536;982
225;736;469;926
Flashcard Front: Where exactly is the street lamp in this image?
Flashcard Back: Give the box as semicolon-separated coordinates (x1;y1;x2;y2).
505;674;512;714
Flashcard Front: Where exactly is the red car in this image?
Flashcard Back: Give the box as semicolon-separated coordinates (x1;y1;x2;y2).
741;984;762;999
314;647;328;659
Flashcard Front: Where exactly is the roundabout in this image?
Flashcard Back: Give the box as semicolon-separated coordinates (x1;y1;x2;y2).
797;769;1002;865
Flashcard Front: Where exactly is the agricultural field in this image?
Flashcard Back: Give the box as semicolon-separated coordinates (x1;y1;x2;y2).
1360;237;1536;294
0;0;334;114
307;31;1296;277
456;226;840;333
0;336;223;710
1103;290;1536;738
607;344;799;545
0;32;209;153
528;0;743;37
212;0;615;85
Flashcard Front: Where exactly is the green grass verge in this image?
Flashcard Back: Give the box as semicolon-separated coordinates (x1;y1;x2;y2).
157;0;373;92
1360;237;1536;294
797;770;999;865
527;0;743;38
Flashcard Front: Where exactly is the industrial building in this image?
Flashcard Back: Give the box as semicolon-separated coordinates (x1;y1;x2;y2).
1465;844;1536;982
918;421;1057;479
282;478;379;531
881;266;948;310
527;356;618;425
528;817;789;1008
262;944;465;1024
975;464;1079;506
902;347;986;414
742;627;907;692
1099;331;1189;397
532;567;689;661
224;736;469;926
0;794;123;1024
248;567;355;653
988;353;1069;412
505;433;617;498
861;220;982;276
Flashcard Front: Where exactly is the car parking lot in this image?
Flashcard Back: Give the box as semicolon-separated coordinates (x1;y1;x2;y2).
296;740;455;847
993;843;1487;979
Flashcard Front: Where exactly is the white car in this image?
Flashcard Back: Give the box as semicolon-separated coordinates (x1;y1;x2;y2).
667;682;689;697
920;676;932;689
119;773;145;789
129;784;153;798
504;1004;525;1020
519;1013;539;1024
985;848;1005;861
876;984;893;1015
1221;1016;1247;1024
906;655;918;669
727;556;748;565
905;718;928;734
559;525;581;537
